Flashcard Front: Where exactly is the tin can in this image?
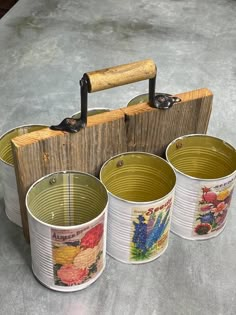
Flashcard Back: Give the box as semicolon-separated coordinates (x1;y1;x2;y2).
26;171;108;292
0;125;47;227
127;93;149;106
166;134;236;240
72;108;110;119
100;152;176;264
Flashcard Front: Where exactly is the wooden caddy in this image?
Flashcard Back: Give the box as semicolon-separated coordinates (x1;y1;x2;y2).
11;59;213;241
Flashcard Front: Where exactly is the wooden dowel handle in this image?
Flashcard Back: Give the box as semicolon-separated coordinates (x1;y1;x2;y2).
85;59;157;93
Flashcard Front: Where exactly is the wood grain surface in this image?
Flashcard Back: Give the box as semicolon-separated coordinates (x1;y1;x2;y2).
11;88;212;241
123;88;213;156
86;59;156;92
12;109;126;241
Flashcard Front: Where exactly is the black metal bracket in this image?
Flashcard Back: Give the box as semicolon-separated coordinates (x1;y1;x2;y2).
50;74;181;133
148;76;156;107
149;76;181;109
50;76;88;133
154;93;181;109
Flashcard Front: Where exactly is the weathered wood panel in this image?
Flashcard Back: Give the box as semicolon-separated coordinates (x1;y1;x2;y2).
12;109;127;241
11;88;213;241
123;88;212;156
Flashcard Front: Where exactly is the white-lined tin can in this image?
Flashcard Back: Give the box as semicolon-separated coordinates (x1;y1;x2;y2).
166;134;236;240
100;152;176;264
26;171;108;292
0;125;47;227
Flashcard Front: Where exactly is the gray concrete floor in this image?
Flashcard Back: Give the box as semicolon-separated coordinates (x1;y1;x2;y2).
0;0;236;314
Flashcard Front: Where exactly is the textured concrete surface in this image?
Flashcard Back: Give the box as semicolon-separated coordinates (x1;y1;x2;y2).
0;0;236;314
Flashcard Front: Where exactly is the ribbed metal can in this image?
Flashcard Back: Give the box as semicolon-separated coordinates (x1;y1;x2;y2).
100;152;176;264
26;171;108;292
166;134;236;240
0;125;47;227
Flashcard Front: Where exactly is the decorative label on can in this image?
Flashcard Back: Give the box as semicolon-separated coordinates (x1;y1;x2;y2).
130;198;172;262
193;178;235;237
51;216;104;287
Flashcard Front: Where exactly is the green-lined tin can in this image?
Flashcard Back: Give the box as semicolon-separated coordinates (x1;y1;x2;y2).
100;152;176;264
0;125;47;227
26;171;108;292
166;134;236;240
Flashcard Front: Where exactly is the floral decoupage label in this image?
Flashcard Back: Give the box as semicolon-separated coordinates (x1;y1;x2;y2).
193;178;235;237
51;216;104;287
130;198;172;262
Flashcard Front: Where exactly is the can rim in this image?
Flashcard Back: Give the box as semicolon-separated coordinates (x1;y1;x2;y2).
71;107;110;118
25;170;108;229
100;151;176;204
166;133;236;181
0;124;47;167
127;93;148;105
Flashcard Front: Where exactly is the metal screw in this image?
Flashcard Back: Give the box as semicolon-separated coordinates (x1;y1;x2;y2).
49;177;56;184
176;141;183;149
116;160;124;167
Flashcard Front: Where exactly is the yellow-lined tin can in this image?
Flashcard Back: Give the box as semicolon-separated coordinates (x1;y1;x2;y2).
26;171;108;292
166;134;236;240
100;152;176;264
0;125;47;226
72;108;110;119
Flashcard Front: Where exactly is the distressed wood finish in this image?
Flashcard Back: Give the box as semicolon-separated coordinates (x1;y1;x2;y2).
123;88;213;156
86;59;156;92
11;88;212;241
12;109;127;241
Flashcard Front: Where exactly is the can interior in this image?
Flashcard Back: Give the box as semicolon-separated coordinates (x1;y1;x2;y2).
0;125;47;165
100;153;176;202
166;135;236;179
127;94;148;106
27;172;108;226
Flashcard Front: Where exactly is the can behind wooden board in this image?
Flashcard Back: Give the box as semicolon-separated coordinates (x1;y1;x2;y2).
0;125;47;226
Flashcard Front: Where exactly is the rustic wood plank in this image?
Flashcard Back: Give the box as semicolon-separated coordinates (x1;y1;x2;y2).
12;109;127;241
11;88;212;241
122;88;213;156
